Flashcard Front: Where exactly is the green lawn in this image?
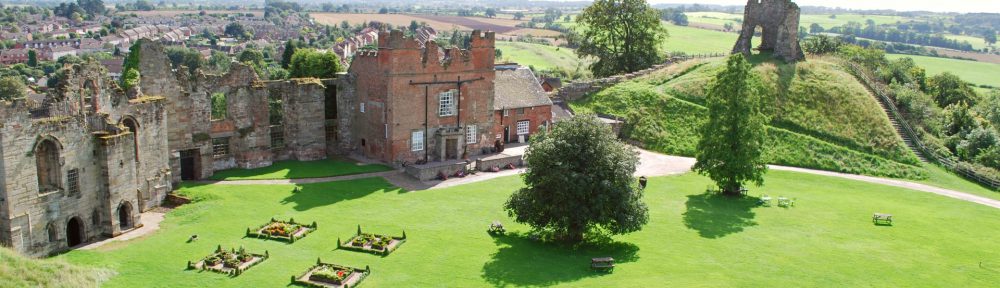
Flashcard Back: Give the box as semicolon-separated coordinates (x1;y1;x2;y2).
61;171;1000;287
887;54;1000;87
208;159;393;180
495;41;590;75
661;22;746;55
919;164;1000;201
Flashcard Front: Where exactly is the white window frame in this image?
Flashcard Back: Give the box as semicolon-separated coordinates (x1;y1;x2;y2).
411;130;424;151
503;109;509;117
438;90;456;117
517;120;530;135
466;125;477;144
360;102;365;113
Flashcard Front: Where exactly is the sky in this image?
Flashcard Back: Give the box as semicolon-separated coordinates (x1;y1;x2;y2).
646;0;1000;13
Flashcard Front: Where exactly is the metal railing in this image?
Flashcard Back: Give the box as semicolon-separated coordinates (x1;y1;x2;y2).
844;62;1000;190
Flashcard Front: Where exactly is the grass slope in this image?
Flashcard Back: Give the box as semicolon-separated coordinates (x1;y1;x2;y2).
887;54;1000;87
208;159;392;180
0;247;113;288
661;22;747;55
495;41;590;74
61;172;1000;287
573;57;924;179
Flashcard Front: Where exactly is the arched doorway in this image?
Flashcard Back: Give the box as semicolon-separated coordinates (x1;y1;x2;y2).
66;217;84;247
118;202;133;230
122;117;140;164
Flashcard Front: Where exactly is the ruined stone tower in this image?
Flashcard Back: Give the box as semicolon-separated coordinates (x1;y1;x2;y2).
732;0;805;62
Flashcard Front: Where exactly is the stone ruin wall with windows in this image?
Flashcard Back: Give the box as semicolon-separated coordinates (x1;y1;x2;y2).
135;41;356;185
0;61;171;257
732;0;805;62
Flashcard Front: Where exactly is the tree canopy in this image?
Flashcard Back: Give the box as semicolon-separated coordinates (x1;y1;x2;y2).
288;49;343;79
693;54;769;196
504;115;648;242
576;0;667;77
0;76;27;101
928;72;978;107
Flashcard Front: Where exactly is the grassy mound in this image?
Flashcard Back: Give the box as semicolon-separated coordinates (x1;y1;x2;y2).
0;247;113;288
61;174;1000;287
209;159;393;181
572;57;926;179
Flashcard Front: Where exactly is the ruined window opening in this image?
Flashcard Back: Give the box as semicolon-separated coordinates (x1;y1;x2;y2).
212;138;230;158
122;118;140;164
66;169;80;197
91;209;99;227
210;92;227;120
35;139;61;193
517;120;530;135
466;125;477;144
324;85;338;120
438;90;456;117
411;131;424;151
270;126;285;151
47;223;57;243
269;95;283;126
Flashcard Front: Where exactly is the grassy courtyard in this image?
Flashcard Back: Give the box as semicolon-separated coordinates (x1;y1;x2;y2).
208;159;392;180
61;171;999;287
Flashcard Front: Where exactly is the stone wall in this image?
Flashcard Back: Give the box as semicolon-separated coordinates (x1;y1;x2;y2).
732;0;805;62
555;61;677;102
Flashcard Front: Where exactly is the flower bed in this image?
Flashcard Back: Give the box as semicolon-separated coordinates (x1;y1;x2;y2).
337;225;406;256
291;260;370;288
247;218;317;243
187;246;268;277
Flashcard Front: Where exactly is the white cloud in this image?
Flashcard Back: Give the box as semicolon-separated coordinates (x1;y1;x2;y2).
647;0;1000;13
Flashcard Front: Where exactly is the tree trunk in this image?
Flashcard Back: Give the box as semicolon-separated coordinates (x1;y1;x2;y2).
722;182;742;197
560;223;586;243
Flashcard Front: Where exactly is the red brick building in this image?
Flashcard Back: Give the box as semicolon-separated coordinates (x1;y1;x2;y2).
348;30;498;165
494;67;554;144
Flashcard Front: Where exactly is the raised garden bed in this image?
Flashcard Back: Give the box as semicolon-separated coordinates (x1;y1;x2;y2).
187;246;268;277
247;218;317;243
291;260;370;288
337;225;406;256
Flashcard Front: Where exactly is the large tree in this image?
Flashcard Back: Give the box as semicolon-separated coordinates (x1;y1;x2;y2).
927;72;978;107
288;49;343;79
504;115;648;242
693;54;769;196
281;40;296;69
575;0;667;77
0;76;27;101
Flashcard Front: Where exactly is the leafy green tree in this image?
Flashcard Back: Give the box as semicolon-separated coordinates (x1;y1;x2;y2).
927;72;978;107
576;0;667;77
164;46;204;74
27;50;37;67
0;76;27;101
121;69;140;91
207;50;231;74
809;23;825;34
485;8;497;18
281;40;296;69
513;12;524;20
288;49;343;79
693;54;769;196
504;115;648;242
210;92;227;120
985;29;997;46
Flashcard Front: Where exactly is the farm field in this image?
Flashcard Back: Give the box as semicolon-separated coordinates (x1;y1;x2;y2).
60;172;1000;287
661;23;747;55
684;13;910;30
943;34;992;51
495;41;590;75
887;54;1000;87
686;12;742;27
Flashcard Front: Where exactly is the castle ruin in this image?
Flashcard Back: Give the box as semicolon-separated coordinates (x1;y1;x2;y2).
732;0;805;62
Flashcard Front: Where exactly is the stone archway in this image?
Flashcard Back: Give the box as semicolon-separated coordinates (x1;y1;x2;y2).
118;202;133;230
66;217;84;247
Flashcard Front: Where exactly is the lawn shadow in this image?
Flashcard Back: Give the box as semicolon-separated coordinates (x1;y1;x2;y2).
683;193;759;238
279;177;404;211
481;232;639;287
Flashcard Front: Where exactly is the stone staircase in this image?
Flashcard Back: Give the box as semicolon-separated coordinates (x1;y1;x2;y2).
873;96;928;162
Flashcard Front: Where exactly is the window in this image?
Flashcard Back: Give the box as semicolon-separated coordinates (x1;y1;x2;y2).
360;102;365;113
270;125;285;150
210;92;227;120
466;125;477;144
47;223;57;243
212;138;230;158
517;120;530;135
411;131;424;151
503;109;509;117
35;139;61;193
66;169;80;196
438;90;456;117
517;108;525;115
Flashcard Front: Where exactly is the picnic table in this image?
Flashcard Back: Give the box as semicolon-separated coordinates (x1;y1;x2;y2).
759;195;772;206
488;220;505;235
591;257;615;271
777;197;793;207
873;213;893;225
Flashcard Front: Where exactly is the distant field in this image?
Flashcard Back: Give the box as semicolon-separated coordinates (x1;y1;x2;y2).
943;34;992;51
661;22;755;55
685;13;908;30
887;54;1000;87
311;13;560;38
495;41;590;74
118;10;262;17
686;12;742;27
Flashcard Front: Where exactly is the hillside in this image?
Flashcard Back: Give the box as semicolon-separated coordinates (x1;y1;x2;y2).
571;56;926;179
0;247;113;288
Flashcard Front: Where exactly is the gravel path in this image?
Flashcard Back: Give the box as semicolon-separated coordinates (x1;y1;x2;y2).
196;149;1000;209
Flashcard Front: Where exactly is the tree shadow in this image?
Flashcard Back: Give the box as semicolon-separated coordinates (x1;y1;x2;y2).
682;193;759;238
279;177;404;211
481;232;639;287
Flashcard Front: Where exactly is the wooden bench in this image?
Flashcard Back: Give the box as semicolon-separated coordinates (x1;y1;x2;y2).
591;257;614;271
488;221;505;235
873;213;893;225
